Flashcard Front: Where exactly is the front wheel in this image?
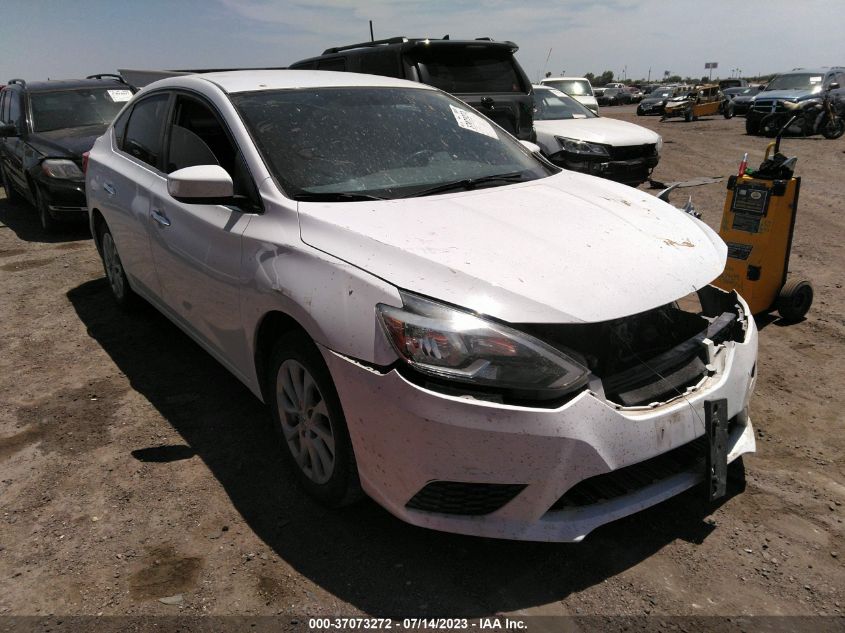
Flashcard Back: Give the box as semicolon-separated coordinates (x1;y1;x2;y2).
34;186;59;233
723;102;735;119
821;115;845;139
1;163;23;204
267;333;362;507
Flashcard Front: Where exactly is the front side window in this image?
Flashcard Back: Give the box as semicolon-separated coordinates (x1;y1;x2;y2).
123;94;170;169
533;89;596;120
29;88;129;133
165;95;258;206
415;50;525;94
232;87;552;200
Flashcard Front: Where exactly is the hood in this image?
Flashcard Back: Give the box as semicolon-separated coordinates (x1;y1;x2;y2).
641;96;670;104
754;89;820;102
534;117;659;147
26;124;108;159
296;171;726;324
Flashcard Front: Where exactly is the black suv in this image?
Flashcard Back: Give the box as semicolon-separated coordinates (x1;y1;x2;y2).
0;75;135;231
290;36;535;141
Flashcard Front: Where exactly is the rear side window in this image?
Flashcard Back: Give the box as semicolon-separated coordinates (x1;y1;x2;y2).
0;91;8;123
417;50;526;94
317;58;347;71
359;53;400;78
123;94;169;168
112;106;131;147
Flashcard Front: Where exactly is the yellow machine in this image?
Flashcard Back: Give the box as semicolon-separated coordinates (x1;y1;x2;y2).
714;139;813;321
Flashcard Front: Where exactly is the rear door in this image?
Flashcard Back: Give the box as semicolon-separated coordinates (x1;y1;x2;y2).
96;92;170;297
413;45;535;140
146;92;260;375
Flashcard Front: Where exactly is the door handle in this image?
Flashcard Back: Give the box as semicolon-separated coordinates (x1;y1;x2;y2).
151;209;171;227
103;182;116;196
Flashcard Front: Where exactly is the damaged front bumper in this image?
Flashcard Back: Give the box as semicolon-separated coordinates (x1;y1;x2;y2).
322;288;758;542
548;150;659;186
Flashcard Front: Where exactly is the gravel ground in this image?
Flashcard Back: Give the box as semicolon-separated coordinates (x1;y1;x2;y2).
0;105;843;623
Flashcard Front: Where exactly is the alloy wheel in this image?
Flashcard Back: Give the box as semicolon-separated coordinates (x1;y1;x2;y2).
101;232;125;299
276;359;336;484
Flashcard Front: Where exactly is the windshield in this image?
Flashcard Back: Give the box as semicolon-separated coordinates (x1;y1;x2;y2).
649;90;673;99
765;74;823;92
541;79;593;97
416;49;525;94
533;89;596;120
30;88;129;133
232;87;551;200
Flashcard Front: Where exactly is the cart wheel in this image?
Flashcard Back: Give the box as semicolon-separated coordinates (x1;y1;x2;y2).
777;279;813;322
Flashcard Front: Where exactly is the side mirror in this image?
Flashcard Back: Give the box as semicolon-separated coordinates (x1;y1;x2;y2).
0;123;18;138
520;140;542;154
167;165;234;203
828;82;840;91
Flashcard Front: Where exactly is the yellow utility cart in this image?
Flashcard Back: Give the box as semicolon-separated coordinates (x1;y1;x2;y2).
714;138;813;321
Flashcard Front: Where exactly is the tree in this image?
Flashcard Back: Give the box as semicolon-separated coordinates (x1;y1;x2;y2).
599;70;614;86
584;72;596;84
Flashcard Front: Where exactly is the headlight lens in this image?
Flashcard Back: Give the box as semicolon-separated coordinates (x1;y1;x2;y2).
41;159;83;179
377;292;589;399
555;136;610;157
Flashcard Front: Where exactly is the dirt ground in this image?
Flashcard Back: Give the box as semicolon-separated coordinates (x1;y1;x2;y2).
0;106;843;624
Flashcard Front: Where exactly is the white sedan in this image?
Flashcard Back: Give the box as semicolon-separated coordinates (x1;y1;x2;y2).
533;85;663;186
85;70;756;542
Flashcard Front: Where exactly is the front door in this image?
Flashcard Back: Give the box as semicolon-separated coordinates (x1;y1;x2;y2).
146;93;262;378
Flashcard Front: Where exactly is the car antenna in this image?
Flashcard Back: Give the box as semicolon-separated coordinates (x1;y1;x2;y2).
369;20;374;42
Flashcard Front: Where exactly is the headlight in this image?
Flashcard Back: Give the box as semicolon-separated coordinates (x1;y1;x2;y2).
555;136;610;157
41;159;83;179
376;292;589;399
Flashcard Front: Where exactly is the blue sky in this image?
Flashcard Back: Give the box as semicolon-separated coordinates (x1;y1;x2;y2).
1;0;843;84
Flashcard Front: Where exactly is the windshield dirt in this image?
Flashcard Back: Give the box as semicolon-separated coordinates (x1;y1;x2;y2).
30;89;128;133
232;87;551;200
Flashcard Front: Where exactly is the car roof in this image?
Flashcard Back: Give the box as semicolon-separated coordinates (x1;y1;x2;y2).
542;76;589;81
4;78;128;93
780;67;843;75
146;69;436;94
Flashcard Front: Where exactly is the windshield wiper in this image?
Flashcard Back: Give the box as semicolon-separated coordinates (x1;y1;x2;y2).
291;192;386;202
400;172;529;198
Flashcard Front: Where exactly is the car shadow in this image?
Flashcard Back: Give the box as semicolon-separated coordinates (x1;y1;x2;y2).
0;196;90;243
67;277;744;617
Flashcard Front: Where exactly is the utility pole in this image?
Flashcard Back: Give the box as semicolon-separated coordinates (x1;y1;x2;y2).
647;67;651;82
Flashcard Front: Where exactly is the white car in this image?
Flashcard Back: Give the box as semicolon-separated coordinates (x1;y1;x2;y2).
539;76;599;114
85;70;757;542
533;85;663;186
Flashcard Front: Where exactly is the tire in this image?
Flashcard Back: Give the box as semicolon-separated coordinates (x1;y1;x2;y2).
777;278;813;322
684;108;693;122
821;116;845;139
34;185;59;233
745;117;760;135
1;163;23;204
636;107;644;116
267;332;362;507
97;222;138;310
760;114;781;137
723;103;735;119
